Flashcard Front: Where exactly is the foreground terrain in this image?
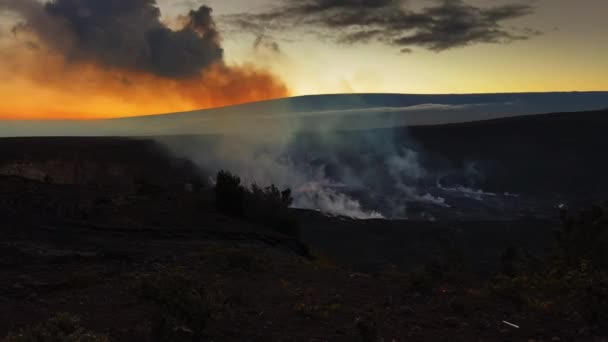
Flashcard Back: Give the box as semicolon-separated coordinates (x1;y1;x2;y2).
0;133;606;341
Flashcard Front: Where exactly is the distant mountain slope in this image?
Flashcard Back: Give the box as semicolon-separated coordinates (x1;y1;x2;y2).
1;108;607;220
405;108;608;196
256;92;608;113
1;92;608;137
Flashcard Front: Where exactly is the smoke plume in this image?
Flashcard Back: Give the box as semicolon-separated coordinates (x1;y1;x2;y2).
4;92;606;219
0;0;288;119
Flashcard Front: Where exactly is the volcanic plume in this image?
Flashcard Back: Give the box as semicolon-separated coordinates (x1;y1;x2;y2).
0;0;289;119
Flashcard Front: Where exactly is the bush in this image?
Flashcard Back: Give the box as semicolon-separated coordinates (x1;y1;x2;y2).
214;170;300;236
483;205;608;326
2;313;109;342
245;183;298;236
215;171;246;217
554;204;608;271
500;245;539;277
132;269;213;342
486;275;533;308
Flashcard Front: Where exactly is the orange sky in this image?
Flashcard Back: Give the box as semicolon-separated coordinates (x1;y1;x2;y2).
0;41;289;120
1;0;607;120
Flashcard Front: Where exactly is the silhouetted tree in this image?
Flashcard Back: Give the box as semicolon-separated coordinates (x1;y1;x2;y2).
214;171;299;236
215;170;246;217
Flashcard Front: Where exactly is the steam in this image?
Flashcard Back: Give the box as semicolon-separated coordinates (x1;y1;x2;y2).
294;182;384;219
2;92;608;219
158;133;389;219
152;111;453;219
436;180;497;201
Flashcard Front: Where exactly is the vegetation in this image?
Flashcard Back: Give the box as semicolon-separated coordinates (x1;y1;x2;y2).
2;313;109;342
485;204;608;327
549;204;608;325
215;170;299;236
554;204;608;271
131;268;227;342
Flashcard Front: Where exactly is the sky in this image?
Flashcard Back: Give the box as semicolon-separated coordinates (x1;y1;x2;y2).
0;0;607;119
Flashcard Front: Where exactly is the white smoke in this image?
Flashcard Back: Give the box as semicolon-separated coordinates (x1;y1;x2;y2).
159;133;388;219
156;124;452;219
294;182;384;219
1;96;542;219
436;180;497;201
385;148;451;210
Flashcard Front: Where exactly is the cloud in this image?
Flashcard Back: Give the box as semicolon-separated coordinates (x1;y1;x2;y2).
0;0;223;78
0;0;289;119
225;0;538;52
254;34;281;54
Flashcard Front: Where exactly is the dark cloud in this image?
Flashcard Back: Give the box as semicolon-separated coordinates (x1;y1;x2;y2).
254;35;281;53
391;1;534;51
0;0;223;78
226;0;538;52
296;0;397;13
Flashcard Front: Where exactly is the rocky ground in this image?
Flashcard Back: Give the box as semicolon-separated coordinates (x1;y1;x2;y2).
0;137;606;341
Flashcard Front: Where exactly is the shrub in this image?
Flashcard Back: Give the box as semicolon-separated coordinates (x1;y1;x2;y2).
132;269;213;342
485;275;531;308
564;265;608;325
214;171;300;236
245;183;298;236
2;313;109;342
215;170;246;217
554;204;608;271
500;245;539;277
485;204;608;326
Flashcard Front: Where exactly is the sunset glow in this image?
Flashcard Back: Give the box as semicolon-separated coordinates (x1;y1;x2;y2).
0;43;288;120
0;0;606;119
